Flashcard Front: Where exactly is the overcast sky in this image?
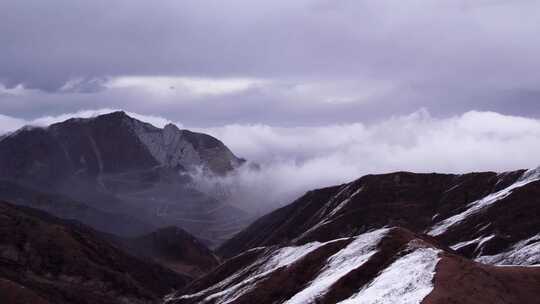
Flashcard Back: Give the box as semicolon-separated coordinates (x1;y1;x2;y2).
1;0;540;126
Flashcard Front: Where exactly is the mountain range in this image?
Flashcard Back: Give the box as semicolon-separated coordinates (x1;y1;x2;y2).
168;167;540;303
1;111;540;304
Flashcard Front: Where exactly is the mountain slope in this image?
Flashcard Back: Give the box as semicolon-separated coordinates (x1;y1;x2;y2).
167;227;540;304
0;111;251;245
0;180;155;237
0;201;190;304
219;168;540;265
167;167;540;303
116;226;220;278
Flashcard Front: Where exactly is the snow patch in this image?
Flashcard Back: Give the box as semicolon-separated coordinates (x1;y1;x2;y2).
476;234;540;266
171;241;326;304
338;246;441;304
294;184;360;242
450;235;495;252
284;228;389;304
428;167;540;236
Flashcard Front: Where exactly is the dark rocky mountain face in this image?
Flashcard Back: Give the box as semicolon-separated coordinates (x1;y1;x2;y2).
0;111;250;245
166;167;540;303
0;111;243;180
0;201;191;304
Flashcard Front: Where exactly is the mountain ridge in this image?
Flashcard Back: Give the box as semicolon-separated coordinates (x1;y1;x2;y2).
166;166;540;303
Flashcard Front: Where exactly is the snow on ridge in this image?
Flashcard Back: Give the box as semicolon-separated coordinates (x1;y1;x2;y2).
338;245;441;304
293;184;362;243
476;234;540;266
450;235;495;252
428;167;540;236
171;241;327;304
327;186;364;219
171;229;388;304
284;228;389;304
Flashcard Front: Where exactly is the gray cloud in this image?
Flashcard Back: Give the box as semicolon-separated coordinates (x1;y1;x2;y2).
1;0;540;124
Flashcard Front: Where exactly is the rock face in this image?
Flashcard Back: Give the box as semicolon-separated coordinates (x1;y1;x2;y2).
166;167;540;304
0;201;191;304
0;111;250;244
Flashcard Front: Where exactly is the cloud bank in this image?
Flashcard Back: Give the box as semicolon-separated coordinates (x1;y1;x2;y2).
195;109;540;212
2;109;540;212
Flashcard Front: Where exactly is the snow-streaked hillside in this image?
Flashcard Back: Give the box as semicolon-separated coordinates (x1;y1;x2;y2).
219;167;540;266
167;226;540;304
167;166;540;304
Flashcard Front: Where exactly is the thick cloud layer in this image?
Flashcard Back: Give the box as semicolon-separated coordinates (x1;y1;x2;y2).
1;0;540;123
196;109;540;211
3;109;539;212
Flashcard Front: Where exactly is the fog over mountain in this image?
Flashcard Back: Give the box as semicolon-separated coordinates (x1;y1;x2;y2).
2;108;540;214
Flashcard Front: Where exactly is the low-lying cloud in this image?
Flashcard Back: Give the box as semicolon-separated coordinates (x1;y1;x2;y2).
2;109;540;213
195;109;540;212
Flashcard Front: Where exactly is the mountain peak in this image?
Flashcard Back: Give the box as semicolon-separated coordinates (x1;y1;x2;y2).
0;109;244;183
87;110;133;124
102;110;128;117
164;122;181;134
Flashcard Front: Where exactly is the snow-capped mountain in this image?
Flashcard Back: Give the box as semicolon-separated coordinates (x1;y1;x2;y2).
0;111;250;244
166;167;540;304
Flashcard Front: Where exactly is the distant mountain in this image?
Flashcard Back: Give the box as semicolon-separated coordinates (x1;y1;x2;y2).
0;201;190;304
0;111;251;244
166;167;540;303
0;111;244;181
117;226;220;278
0;180;154;237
